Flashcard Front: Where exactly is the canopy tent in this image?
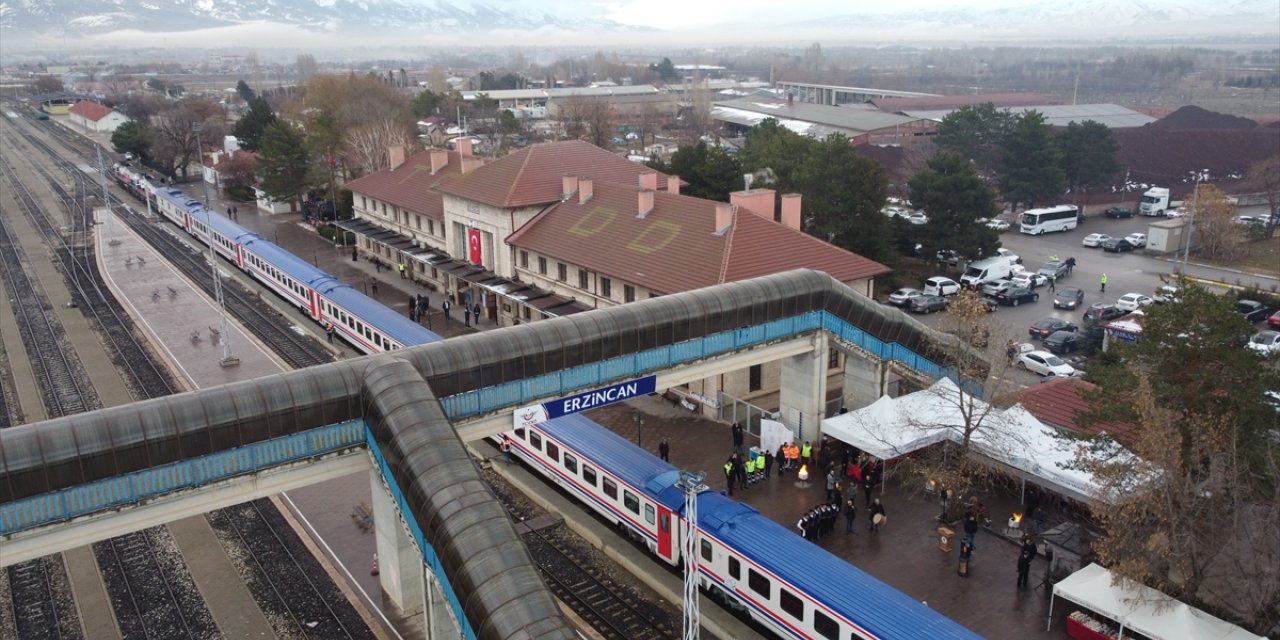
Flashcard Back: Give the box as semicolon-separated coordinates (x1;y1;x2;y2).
820;379;1120;504
1049;563;1267;640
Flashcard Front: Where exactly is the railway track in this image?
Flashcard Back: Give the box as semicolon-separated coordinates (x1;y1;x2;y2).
94;528;219;640
1;556;83;640
206;499;376;640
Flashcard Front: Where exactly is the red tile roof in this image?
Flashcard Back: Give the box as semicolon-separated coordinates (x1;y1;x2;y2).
1014;377;1140;450
505;181;889;295
435;140;669;209
68;100;114;122
344;149;466;219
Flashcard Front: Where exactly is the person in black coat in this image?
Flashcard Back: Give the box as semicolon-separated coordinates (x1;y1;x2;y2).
658;438;670;462
1017;548;1033;588
869;498;886;534
731;422;744;452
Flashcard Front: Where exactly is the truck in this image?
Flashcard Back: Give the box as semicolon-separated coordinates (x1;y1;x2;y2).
960;257;1016;289
1138;187;1184;217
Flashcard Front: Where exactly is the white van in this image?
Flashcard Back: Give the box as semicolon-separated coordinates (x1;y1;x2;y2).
922;276;961;297
959;257;1015;289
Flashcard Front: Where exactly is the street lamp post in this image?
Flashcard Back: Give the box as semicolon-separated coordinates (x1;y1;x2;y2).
194;121;240;368
633;413;643;447
1180;171;1205;274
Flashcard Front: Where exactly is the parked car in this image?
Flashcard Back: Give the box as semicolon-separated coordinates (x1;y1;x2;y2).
1083;303;1126;325
1054;287;1085;310
1030;317;1078;339
995;287;1040;306
1038;261;1070;280
1153;285;1181;304
996;248;1022;264
1237;299;1269;323
1017;350;1078;377
1100;238;1135;253
1124;233;1147;248
909;294;951;314
1268;310;1280;330
882;206;908;218
906;212;929;225
1247;330;1280;356
986;219;1010;231
935;249;961;266
1104;207;1134;219
888;287;924;307
1011;272;1049;290
982;280;1017;297
1116;293;1154;311
923;276;962;297
1082;233;1111;248
1043;330;1081;355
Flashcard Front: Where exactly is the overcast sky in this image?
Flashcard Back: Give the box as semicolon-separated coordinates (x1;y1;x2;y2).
599;0;1006;27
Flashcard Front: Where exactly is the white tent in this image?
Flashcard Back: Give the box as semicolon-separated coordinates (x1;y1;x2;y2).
1049;563;1267;640
820;379;1118;503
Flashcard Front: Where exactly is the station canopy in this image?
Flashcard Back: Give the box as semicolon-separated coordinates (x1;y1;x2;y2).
821;379;1122;504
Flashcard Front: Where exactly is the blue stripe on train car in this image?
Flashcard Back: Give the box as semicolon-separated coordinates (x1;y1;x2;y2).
321;282;444;347
241;236;339;288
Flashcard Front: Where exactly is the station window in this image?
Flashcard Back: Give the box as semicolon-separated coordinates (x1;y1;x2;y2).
749;569;772;600
530;432;543;452
578;269;588;289
428;220;435;235
602;477;618;500
545;442;559;463
623;490;639;514
828;348;840;369
557;263;567;282
600;277;612;299
624;285;635;303
563;453;577;474
538;257;547;275
813;611;839;640
361;196;367;209
520;251;528;268
644;503;655;524
729;557;741;580
779;588;803;621
582;465;597;487
700;539;712;562
415;215;422;230
749;364;763;392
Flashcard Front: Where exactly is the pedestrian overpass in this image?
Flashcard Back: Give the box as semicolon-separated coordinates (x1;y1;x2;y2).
0;270;973;640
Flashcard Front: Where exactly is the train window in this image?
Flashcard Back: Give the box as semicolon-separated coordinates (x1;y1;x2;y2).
729;557;741;580
530;432;542;451
699;539;711;562
644;503;655;525
660;513;670;534
813;611;838;640
602;478;618;500
545;442;559;463
749;570;771;600
514;428;526;439
621;490;637;514
779;589;803;621
582;465;597;487
563;453;577;474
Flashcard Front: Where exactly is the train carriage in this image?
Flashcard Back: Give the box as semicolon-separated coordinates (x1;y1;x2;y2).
319;281;442;353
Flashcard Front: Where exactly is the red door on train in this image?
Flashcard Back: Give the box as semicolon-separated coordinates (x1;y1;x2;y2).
233;243;244;269
307;290;318;319
656;505;674;562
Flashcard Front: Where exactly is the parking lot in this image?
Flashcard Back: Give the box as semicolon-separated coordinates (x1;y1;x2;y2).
902;207;1279;386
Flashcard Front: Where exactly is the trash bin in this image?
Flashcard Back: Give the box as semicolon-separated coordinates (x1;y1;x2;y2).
937;526;955;553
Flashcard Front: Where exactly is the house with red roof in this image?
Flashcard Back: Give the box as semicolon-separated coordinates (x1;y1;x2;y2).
67;100;130;133
1014;377;1141;450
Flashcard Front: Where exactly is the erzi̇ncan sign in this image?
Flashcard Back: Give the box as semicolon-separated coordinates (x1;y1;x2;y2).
514;375;657;430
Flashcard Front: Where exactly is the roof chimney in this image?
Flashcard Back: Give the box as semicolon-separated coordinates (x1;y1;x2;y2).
730;188;776;222
637;190;655;218
388;145;407;171
562;175;579;199
639;171;659;191
781;193;802;230
430;150;448;174
714;203;734;234
456;137;473;157
578;179;594;204
461;157;484;174
668;175;681;195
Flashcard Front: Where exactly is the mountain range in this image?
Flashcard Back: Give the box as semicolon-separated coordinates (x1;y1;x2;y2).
1;0;1277;49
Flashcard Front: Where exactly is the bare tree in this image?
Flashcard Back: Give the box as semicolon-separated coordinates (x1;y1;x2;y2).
1245;155;1280;226
557;95;616;147
1189;183;1244;261
682;78;714;144
343;119;418;176
215;151;258;194
296;54;318;83
150;98;225;180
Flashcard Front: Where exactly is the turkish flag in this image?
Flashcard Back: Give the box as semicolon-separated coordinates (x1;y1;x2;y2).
468;228;482;264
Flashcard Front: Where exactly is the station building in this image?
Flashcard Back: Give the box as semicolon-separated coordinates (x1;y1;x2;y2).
67;100;130;133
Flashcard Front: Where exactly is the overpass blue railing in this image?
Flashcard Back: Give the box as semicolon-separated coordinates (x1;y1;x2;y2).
0;420;365;536
363;429;475;640
441;310;957;419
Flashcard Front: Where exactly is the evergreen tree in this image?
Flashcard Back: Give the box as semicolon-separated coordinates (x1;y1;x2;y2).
739;118;814;192
652;57;679;82
256;121;312;203
110;121;152;162
411;90;445;118
998;110;1065;209
935;103;1012;174
793;134;892;262
907;152;1002;261
666;142;743;202
233;97;277;151
1056;120;1121;197
235;79;255;102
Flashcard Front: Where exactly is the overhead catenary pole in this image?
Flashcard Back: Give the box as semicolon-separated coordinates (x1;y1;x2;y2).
677;470;707;640
194;121;240;368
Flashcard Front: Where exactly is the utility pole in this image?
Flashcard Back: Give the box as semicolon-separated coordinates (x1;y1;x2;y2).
96;146;120;247
1180;171;1204;272
194;121;240;368
677;470;707;640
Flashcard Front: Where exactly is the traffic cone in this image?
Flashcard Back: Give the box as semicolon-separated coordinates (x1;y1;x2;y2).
371;553;379;576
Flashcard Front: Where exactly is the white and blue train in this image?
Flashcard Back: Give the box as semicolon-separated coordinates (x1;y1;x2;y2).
114;165;442;354
506;414;983;640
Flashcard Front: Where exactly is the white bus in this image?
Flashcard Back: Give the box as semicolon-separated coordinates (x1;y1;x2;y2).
1019;205;1080;235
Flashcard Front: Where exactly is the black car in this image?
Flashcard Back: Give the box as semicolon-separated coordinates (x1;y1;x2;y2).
1054;287;1085;310
1238;299;1269;323
1043;330;1080;354
994;287;1039;306
910;294;950;314
1104;207;1134;219
1083;303;1126;325
1100;238;1135;253
1030;318;1078;339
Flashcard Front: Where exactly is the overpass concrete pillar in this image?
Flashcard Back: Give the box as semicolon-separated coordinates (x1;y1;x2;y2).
779;333;828;445
842;353;886;410
371;471;424;615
